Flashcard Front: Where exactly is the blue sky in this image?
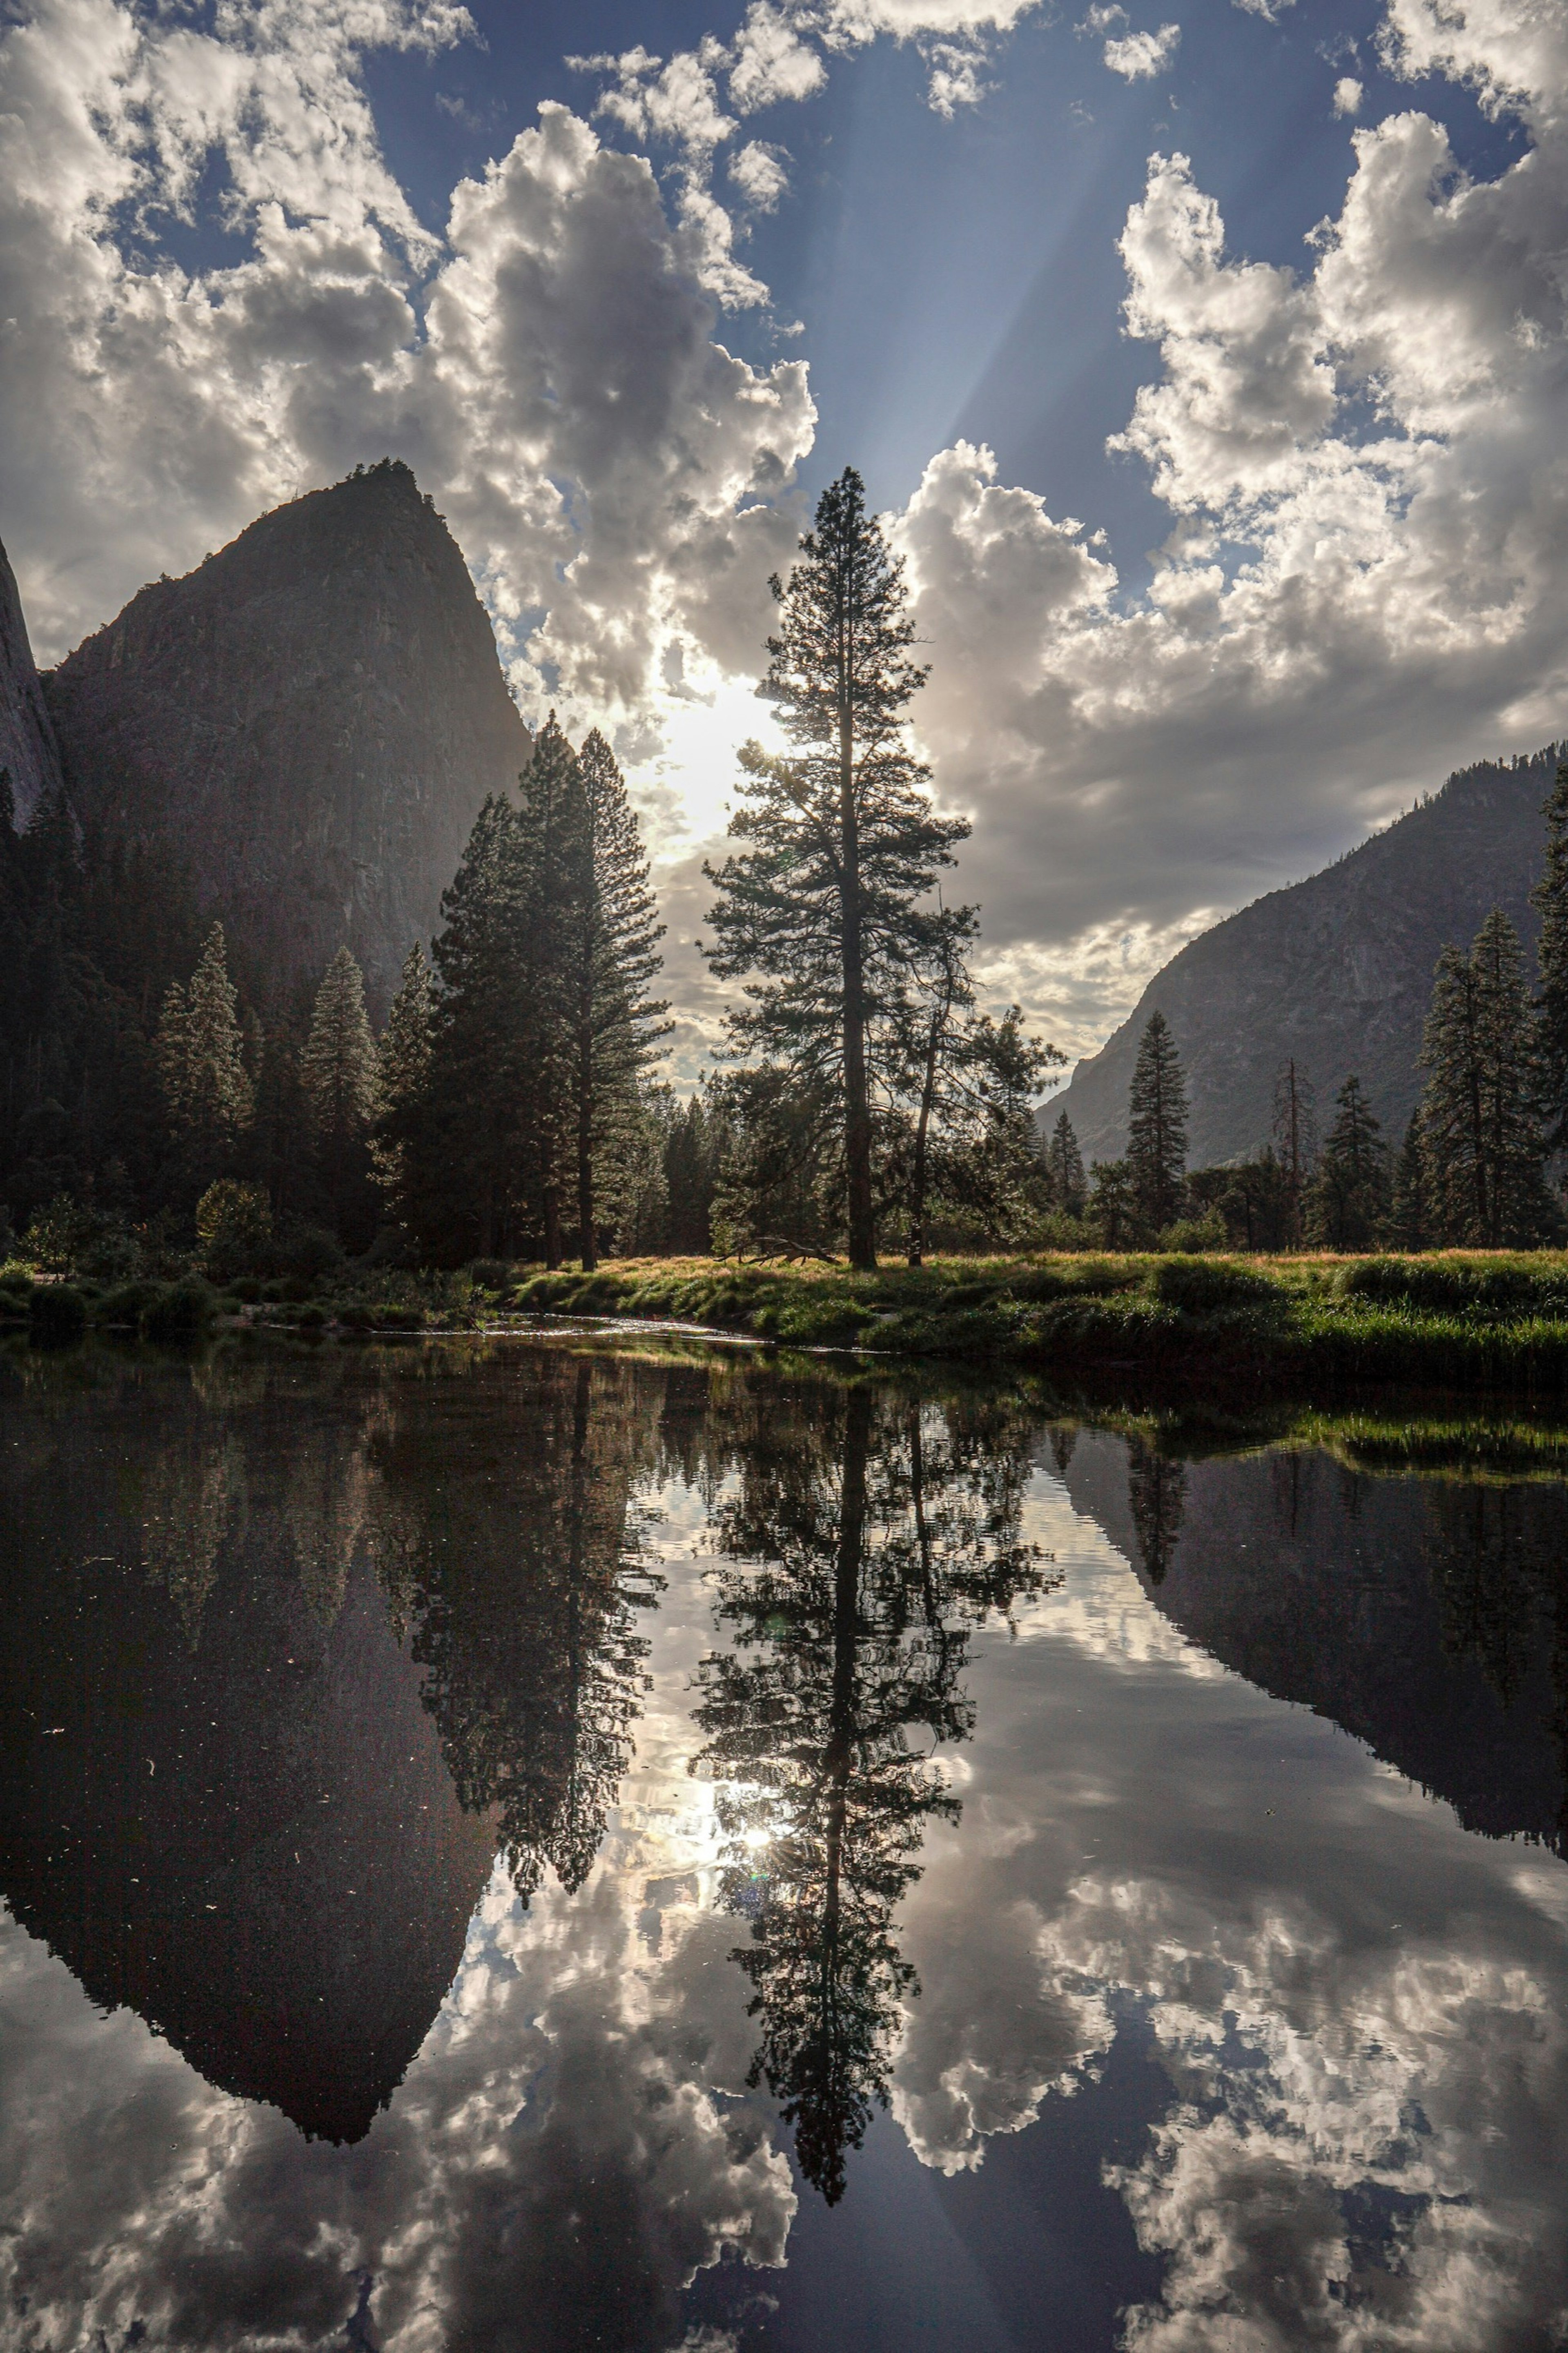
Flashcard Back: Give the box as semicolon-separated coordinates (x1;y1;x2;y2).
0;0;1561;1070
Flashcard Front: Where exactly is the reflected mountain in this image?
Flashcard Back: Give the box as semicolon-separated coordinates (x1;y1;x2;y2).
1058;1428;1568;1850
0;1348;663;2141
693;1380;1054;2201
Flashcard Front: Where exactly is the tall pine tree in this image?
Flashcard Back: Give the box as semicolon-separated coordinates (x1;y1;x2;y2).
1306;1074;1389;1250
569;730;669;1270
703;469;969;1269
156;922;253;1193
301;945;378;1241
1421;909;1548;1246
1125;1011;1188;1239
370;944;434;1238
1045;1109;1086;1216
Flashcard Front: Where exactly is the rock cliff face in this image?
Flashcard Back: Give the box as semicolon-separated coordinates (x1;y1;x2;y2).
1052;742;1563;1165
0;532;63;822
42;462;532;1013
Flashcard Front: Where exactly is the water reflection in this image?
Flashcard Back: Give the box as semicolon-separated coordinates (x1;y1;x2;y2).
1;1341;1568;2349
692;1384;1052;2200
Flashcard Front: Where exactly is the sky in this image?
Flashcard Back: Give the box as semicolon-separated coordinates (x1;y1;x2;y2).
0;0;1564;1072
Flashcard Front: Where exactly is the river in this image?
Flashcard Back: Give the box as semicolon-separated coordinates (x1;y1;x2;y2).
2;1335;1566;2351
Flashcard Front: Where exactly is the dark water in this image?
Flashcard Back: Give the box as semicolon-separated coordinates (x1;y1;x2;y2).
4;1338;1568;2352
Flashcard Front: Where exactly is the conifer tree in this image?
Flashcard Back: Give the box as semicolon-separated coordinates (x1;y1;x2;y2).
156;922;253;1185
1388;1108;1430;1251
1271;1058;1318;1245
300;945;378;1237
1532;758;1568;1155
417;793;532;1261
1421;909;1548;1246
508;717;591;1264
568;730;669;1270
1125;1011;1188;1238
704;469;969;1270
1306;1074;1389;1250
301;947;376;1141
1088;1157;1134;1248
370;944;434;1232
1045;1109;1086;1216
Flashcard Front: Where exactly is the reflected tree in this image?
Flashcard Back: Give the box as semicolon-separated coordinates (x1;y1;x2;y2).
370;1355;664;1901
1128;1438;1187;1585
692;1382;1051;2201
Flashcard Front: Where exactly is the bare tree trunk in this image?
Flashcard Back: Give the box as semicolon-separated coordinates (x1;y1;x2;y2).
838;619;876;1270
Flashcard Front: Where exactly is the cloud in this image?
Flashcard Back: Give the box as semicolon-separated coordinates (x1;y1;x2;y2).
1334;72;1364;113
727;139;791;209
878;1454;1568;2340
0;1870;793;2351
878;0;1568;1057
727;3;828;110
1101;20;1181;78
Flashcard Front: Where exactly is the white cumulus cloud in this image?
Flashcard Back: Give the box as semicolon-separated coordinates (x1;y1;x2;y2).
1102;20;1180;78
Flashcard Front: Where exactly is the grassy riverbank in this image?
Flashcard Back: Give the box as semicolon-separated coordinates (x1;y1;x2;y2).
509;1250;1568;1394
13;1248;1568;1395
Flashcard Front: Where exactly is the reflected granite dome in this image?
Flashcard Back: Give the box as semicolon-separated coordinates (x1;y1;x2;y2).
0;1374;498;2145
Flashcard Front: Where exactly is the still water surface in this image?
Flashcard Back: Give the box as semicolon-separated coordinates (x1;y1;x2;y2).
3;1338;1568;2351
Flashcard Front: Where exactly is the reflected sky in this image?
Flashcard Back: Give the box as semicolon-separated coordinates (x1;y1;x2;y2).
2;1343;1568;2352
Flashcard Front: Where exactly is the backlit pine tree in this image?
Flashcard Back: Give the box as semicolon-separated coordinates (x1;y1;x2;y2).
370;944;434;1234
156;922;253;1185
703;468;969;1269
1125;1011;1188;1239
568;729;669;1270
301;946;377;1235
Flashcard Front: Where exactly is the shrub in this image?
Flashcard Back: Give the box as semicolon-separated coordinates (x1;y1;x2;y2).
294;1301;329;1331
467;1258;512;1291
273;1224;345;1281
29;1285;87;1345
337;1302;376;1332
142;1278;218;1344
1149;1257;1280;1314
196;1179;274;1279
1157;1210;1229;1254
95;1279;165;1328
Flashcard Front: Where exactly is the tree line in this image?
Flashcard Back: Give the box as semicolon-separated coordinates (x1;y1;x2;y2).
1067;769;1568;1253
0;468;1068;1276
7;463;1568;1275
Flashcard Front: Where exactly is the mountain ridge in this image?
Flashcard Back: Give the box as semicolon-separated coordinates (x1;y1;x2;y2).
41;461;532;1015
1050;741;1565;1167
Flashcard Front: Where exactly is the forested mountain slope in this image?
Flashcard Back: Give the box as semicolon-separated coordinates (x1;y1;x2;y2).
42;461;532;1014
1052;743;1563;1165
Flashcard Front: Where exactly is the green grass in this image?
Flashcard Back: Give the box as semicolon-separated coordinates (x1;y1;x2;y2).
496;1249;1568;1394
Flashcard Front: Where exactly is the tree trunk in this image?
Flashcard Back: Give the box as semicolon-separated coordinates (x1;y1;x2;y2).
908;1008;942;1268
543;1181;563;1270
838;658;876;1270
